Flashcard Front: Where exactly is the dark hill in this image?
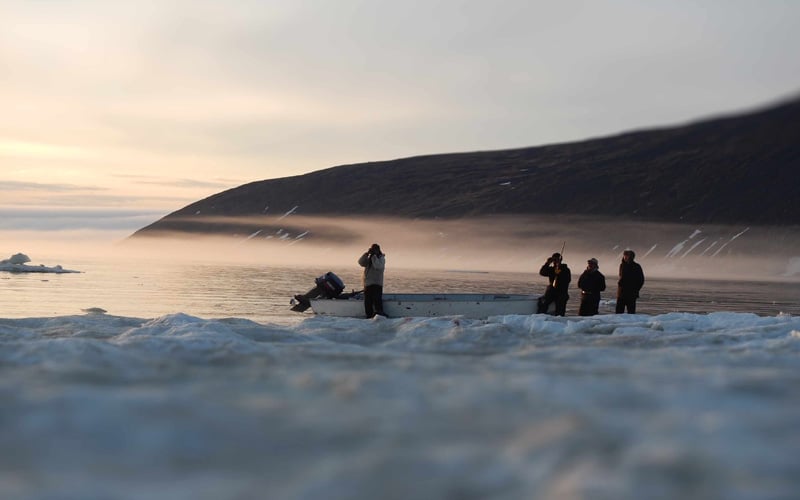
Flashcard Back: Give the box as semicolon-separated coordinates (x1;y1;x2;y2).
132;97;800;237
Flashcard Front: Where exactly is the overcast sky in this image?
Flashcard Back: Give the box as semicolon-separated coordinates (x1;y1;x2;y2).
1;0;798;234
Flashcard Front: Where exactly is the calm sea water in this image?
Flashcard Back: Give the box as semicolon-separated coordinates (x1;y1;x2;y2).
2;258;798;321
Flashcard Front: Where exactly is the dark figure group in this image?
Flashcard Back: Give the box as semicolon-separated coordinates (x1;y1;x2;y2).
538;250;644;317
295;244;643;320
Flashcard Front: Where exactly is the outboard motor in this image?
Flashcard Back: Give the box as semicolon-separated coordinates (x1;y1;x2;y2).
315;272;345;298
291;272;346;312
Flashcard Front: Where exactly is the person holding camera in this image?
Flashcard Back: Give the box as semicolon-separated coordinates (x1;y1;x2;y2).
538;252;571;316
358;243;386;318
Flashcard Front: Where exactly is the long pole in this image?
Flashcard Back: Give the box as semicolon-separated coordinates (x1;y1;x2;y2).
553;241;566;288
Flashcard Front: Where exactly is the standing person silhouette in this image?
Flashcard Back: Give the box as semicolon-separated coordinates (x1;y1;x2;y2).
616;249;645;314
538;252;571;316
358;243;386;318
578;258;606;316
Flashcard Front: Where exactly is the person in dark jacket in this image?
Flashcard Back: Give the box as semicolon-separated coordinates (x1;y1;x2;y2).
578;257;606;316
358;243;386;318
616;249;645;314
538;252;571;316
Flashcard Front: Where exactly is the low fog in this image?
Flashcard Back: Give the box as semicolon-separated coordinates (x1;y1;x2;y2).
3;215;799;281
115;215;799;281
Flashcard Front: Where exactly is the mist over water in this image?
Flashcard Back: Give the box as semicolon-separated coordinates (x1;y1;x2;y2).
122;215;800;280
2;215;799;320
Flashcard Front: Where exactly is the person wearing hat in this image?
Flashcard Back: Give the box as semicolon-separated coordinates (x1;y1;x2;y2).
537;252;571;316
358;243;386;318
578;257;606;316
616;249;645;314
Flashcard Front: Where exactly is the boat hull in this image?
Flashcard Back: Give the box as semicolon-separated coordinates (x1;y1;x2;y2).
309;293;538;319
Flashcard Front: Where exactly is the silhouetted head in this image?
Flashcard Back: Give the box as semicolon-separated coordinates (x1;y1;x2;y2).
370;243;382;255
623;249;635;261
587;258;599;269
551;252;562;262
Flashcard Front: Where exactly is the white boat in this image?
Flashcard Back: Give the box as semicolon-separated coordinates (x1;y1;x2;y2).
309;293;539;319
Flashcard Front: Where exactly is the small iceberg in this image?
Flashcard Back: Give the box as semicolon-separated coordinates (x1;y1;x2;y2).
0;253;80;274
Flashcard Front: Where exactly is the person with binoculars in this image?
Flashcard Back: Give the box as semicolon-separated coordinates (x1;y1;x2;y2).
358;243;386;318
538;252;571;316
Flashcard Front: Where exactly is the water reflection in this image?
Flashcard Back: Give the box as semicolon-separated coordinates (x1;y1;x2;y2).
1;261;798;322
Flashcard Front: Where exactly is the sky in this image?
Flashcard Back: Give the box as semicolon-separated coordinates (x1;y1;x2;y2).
2;0;799;239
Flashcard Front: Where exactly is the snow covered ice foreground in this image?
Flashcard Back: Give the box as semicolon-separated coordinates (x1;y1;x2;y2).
1;311;799;500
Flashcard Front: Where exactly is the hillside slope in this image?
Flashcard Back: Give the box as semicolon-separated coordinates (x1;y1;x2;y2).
132;97;800;238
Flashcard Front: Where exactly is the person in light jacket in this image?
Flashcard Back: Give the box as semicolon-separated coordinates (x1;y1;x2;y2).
578;258;606;316
358;243;386;318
